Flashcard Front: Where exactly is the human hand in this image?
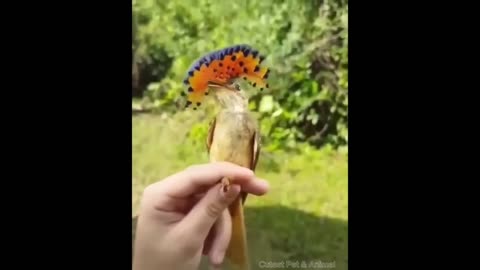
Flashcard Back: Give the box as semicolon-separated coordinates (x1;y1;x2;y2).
132;162;269;270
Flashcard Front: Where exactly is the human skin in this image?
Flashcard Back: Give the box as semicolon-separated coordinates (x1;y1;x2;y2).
132;162;269;270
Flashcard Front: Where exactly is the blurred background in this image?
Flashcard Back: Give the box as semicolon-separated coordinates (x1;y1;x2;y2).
132;0;348;269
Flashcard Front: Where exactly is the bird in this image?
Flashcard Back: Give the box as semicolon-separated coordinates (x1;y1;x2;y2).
182;44;269;269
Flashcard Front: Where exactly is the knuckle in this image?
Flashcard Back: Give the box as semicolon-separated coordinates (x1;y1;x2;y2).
223;189;238;201
139;184;157;205
139;182;168;211
206;201;224;219
142;183;156;197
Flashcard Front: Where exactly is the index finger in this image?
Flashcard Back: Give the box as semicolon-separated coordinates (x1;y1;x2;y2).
158;162;255;197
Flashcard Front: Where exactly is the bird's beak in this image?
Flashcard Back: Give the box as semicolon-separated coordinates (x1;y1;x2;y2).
208;82;236;92
208;82;239;99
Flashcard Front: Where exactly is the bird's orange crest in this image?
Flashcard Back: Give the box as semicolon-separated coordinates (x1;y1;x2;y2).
181;44;270;110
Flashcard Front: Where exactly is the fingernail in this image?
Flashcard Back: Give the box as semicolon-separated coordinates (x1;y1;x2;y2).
257;178;270;189
212;251;225;266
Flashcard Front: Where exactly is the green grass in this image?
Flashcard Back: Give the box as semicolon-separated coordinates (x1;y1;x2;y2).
132;112;348;270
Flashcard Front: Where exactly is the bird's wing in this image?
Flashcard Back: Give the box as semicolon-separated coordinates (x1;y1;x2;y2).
206;117;216;153
240;131;260;204
250;131;261;171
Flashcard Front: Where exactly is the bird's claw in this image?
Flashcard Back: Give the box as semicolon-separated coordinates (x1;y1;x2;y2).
221;177;231;192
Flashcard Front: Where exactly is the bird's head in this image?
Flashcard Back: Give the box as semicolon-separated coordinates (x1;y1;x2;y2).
209;82;249;112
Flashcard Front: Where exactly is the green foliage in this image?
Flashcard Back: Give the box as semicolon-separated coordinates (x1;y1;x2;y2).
132;0;348;151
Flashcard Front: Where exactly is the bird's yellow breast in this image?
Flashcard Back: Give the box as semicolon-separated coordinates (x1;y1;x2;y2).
209;111;257;169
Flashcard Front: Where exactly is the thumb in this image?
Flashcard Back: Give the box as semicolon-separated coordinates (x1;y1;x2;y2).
179;182;240;241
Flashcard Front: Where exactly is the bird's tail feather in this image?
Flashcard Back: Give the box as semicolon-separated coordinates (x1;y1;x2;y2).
225;193;249;270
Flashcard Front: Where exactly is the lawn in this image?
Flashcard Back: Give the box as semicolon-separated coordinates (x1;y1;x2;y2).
132;112;348;270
